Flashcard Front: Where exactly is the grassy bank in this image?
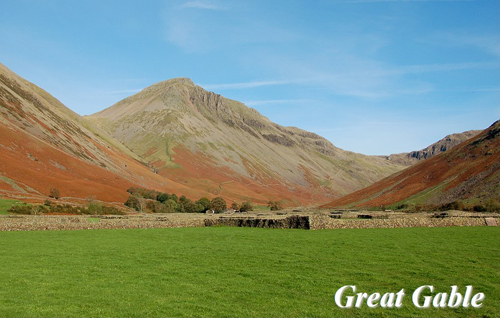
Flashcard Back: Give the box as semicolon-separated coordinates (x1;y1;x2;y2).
0;226;498;317
0;198;19;215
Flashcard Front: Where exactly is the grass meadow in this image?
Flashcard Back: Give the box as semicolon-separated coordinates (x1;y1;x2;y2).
0;226;498;317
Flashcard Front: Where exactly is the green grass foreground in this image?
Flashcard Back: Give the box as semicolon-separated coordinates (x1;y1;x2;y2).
0;226;498;317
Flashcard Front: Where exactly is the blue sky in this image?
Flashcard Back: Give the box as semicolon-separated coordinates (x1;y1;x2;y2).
1;0;498;155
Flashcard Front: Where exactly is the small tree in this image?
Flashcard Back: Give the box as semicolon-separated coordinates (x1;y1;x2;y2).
196;197;211;212
211;197;227;213
153;201;167;213
183;200;198;213
164;199;179;213
230;202;240;211
240;201;253;212
49;188;60;200
268;200;283;211
124;194;145;212
195;203;205;213
87;198;103;215
157;192;170;203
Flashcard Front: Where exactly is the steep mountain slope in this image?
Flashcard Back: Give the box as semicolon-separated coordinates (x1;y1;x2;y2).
385;130;481;166
0;64;208;203
321;120;500;209
88;78;405;205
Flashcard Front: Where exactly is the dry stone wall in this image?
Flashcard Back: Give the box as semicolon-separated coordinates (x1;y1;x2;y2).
0;213;498;232
310;215;496;230
0;215;205;231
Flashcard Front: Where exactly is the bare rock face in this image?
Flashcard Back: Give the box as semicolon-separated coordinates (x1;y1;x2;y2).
87;77;406;204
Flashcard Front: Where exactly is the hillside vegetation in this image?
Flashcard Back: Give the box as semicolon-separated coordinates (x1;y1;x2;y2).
322;120;500;210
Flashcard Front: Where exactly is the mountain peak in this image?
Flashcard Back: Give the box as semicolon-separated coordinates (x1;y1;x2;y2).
132;77;196;98
166;77;195;85
153;77;195;88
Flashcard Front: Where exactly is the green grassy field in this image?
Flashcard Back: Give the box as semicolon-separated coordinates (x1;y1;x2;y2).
0;226;498;317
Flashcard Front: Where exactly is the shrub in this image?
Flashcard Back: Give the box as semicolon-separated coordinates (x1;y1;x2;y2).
485;199;500;212
164;199;179;213
153;202;168;213
146;200;157;212
195;203;205;213
126;187;158;200
8;202;123;215
99;206;124;215
268;200;284;211
240;201;253;212
87;199;103;215
230;202;240;211
439;201;463;211
8;205;34;215
473;205;487;212
49;188;60;200
396;203;409;210
124;195;145;212
157;192;170;203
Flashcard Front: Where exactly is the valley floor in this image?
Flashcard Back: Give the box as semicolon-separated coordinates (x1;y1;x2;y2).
0;226;498;317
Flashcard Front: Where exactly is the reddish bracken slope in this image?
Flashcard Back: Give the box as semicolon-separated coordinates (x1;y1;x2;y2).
321;120;500;209
0;63;211;203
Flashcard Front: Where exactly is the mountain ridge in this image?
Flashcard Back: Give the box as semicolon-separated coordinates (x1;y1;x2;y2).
2;64;493;208
88;77;406;204
321;120;500;209
384;129;481;166
0;64;212;203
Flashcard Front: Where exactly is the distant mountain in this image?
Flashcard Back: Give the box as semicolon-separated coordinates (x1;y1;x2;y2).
385;130;481;166
87;78;406;205
321;120;500;209
0;64;208;203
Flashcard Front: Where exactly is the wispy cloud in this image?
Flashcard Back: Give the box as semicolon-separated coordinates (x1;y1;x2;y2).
382;61;499;77
163;1;300;53
201;79;301;90
180;1;225;10
106;89;142;95
201;59;495;100
244;99;313;106
424;32;500;57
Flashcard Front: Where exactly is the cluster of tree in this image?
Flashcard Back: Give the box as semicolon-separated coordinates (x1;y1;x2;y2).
8;199;124;215
124;187;239;213
394;200;500;212
230;201;253;212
